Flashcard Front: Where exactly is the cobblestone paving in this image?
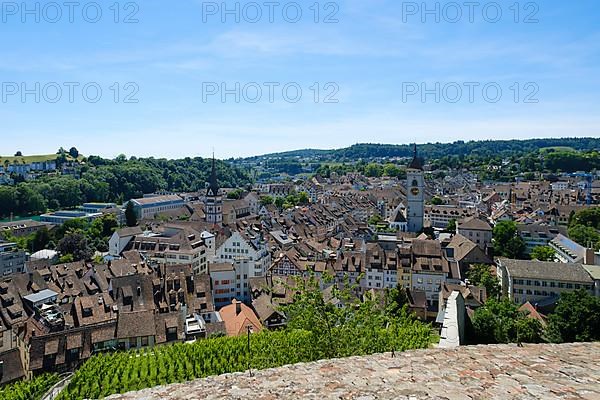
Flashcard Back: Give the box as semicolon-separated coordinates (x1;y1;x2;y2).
107;343;600;400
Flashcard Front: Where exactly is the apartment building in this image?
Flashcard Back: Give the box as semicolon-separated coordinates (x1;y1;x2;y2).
497;258;596;304
129;195;185;220
456;217;492;251
0;219;52;238
0;241;27;276
517;224;566;255
215;231;270;277
126;227;209;274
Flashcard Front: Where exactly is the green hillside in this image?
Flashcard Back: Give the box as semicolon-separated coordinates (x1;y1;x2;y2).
0;154;80;164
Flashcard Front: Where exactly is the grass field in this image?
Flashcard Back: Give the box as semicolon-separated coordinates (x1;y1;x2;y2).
0;154;82;165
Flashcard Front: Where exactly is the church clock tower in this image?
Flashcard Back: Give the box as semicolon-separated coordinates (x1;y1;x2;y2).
205;155;223;225
406;144;424;233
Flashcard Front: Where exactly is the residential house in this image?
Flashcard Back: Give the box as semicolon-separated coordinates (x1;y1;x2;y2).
456;217;492;251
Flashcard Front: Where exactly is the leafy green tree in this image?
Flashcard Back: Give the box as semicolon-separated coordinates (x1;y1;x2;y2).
260;195;274;206
274;197;285;210
281;272;431;359
430;196;444;206
297;191;310;205
471;298;543;344
382;164;405;178
384;286;410;318
368;214;383;225
546;290;600;343
567;225;600;250
125;201;138;227
32;227;52;252
493;221;526;259
69;147;79;158
58;253;74;263
569;207;600;229
57;230;93;261
567;208;600;250
90;214;119;239
445;219;456;232
364;163;383;177
226;189;243;199
466;264;500;299
530;246;555;261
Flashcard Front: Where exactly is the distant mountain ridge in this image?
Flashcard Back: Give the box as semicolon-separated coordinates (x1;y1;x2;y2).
244;137;600;161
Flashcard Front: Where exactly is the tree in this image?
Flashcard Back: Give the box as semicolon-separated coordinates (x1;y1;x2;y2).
471;298;543;344
368;214;383;226
226;189;243;199
32;228;51;252
364;163;383;177
69;147;79;159
274;197;285;210
280;272;431;359
445;219;456;232
567;225;600;250
14;151;22;157
493;221;526;259
546;290;600;343
57;230;93;261
125;201;138;227
466;264;500;299
297;191;310;205
569;207;600;229
530;246;555;261
90;214;119;239
430;196;444;206
383;164;404;178
259;195;274;206
384;286;410;318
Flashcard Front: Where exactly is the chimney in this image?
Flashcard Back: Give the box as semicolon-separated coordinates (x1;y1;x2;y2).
584;248;596;265
235;300;241;316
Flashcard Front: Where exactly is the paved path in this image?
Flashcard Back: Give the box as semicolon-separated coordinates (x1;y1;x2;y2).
108;343;600;400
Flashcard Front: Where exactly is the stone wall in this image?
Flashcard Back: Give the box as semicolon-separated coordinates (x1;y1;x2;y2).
108;343;600;400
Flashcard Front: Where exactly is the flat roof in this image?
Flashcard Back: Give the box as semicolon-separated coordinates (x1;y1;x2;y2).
23;289;59;304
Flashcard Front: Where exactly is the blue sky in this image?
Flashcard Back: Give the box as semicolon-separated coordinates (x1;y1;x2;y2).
1;0;599;158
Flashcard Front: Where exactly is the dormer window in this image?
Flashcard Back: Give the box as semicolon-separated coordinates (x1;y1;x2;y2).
82;307;92;317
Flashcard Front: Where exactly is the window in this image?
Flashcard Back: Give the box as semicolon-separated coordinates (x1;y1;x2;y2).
141;336;149;347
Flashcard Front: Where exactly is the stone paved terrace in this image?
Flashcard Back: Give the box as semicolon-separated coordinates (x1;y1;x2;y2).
108;343;600;400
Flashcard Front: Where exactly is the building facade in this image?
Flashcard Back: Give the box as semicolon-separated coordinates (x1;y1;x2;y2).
406;145;424;233
0;241;27;276
497;258;595;304
205;156;223;225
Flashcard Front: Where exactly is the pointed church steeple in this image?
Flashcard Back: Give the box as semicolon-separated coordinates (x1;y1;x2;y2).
408;143;423;170
207;153;220;197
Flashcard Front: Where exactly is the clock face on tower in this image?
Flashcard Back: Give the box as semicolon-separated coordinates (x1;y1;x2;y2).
411;187;420;196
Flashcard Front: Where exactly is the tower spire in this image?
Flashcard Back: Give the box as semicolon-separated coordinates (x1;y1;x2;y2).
408;143;423;170
207;152;219;196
